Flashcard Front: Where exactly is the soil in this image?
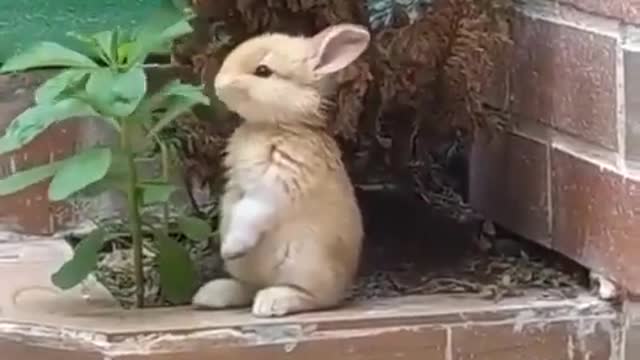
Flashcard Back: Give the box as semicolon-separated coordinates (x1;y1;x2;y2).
350;188;589;302
68;176;589;308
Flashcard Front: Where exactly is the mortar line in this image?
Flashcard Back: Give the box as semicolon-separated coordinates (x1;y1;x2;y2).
514;0;622;38
445;326;452;360
546;137;553;244
616;25;628;171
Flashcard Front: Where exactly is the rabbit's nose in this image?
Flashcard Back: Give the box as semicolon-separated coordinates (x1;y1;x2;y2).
214;75;243;104
214;74;234;92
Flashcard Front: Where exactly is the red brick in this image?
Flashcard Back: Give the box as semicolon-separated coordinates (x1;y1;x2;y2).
625;48;640;162
0;338;102;360
469;129;551;245
0;66;190;235
511;13;618;150
0;72;80;235
551;149;640;293
451;320;613;360
560;0;640;24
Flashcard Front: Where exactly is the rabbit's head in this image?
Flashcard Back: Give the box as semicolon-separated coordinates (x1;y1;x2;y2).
213;24;370;125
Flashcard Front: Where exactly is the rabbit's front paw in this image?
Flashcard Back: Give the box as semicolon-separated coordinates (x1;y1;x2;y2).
192;279;256;309
252;286;316;317
221;229;259;260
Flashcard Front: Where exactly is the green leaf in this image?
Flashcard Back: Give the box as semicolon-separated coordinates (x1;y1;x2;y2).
136;80;208;118
85;67;147;117
0;98;98;155
0;42;99;73
177;215;212;241
155;229;197;304
171;0;192;13
66;31;106;63
35;69;90;104
67;29;122;66
127;1;193;66
161;81;210;104
75;150;129;197
48;147;112;201
159;19;194;44
74;177;125;198
115;29;136;65
141;183;178;205
143;81;210;138
0;161;64;196
92;31;117;64
51;228;105;290
147;100;194;137
117;41;135;65
148;99;209;138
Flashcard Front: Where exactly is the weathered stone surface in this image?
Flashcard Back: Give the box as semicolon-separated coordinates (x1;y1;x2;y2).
0;240;623;360
0;339;102;360
451;320;614;360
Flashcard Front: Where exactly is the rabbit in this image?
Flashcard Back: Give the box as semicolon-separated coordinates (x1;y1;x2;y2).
192;23;371;317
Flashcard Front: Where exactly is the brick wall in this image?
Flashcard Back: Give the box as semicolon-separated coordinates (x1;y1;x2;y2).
0;67;188;235
471;0;640;293
0;72;85;235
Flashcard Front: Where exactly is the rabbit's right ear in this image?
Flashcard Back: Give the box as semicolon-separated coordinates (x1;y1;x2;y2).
309;24;370;76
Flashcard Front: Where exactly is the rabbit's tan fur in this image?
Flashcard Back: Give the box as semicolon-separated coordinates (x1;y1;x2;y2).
192;24;370;317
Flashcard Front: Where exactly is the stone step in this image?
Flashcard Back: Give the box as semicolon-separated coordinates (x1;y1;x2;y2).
0;240;628;359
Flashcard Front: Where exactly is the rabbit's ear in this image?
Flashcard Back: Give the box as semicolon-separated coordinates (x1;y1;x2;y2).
309;24;370;76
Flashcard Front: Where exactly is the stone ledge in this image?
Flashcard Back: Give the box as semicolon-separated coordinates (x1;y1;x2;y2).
0;240;625;359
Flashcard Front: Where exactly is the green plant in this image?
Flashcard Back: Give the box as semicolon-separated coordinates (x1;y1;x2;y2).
0;0;214;308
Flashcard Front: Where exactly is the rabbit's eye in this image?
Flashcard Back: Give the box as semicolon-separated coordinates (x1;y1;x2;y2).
254;65;273;78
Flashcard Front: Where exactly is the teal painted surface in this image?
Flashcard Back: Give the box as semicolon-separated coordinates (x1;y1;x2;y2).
0;0;160;62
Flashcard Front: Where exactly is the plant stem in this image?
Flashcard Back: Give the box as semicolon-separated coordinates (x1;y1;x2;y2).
121;119;145;308
160;142;170;235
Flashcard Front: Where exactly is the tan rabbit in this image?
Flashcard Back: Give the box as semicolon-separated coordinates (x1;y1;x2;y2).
191;24;370;317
